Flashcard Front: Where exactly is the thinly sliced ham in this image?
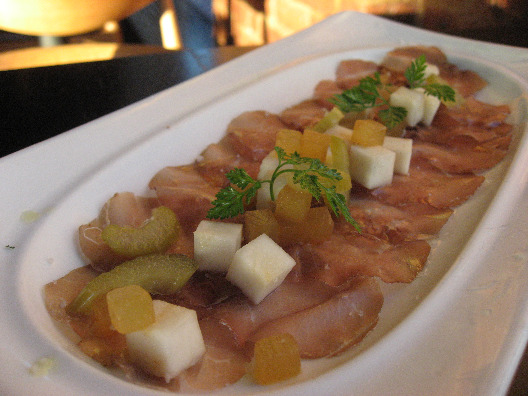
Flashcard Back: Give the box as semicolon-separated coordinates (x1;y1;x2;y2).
78;192;158;271
436;97;511;128
313;79;342;109
44;265;98;324
335;59;379;89
195;142;260;187
279;99;327;130
224;111;287;161
299;232;431;285
370;161;485;209
248;277;383;358
149;165;219;232
412;140;509;174
339;198;453;243
381;46;448;73
440;65;488;97
205;277;340;347
173;318;249;392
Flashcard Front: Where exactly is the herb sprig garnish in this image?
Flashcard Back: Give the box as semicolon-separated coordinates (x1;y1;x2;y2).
331;54;455;128
207;147;360;231
405;55;456;101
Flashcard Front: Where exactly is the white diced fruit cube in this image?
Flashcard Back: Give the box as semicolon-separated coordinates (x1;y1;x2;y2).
423;63;440;79
349;145;396;189
415;87;441;126
325;125;354;146
226;234;295;304
390;86;425;127
194;220;243;271
256;151;292;210
383;136;413;175
126;300;205;382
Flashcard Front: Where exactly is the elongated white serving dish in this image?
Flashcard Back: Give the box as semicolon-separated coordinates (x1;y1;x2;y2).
1;11;528;396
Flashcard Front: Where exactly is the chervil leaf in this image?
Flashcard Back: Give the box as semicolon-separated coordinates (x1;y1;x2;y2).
405;54;427;88
379;105;408;129
424;83;456;102
206;148;359;228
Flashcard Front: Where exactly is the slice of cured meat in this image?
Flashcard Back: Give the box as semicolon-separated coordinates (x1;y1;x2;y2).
205;277;340;347
298;233;431;285
149;165;219;232
78;192;158;271
335;59;379;89
313;79;343;109
338;198;453;243
412;141;509;174
381;46;448;72
370;161;485;209
224;111;288;161
279;99;327;130
248;277;383;358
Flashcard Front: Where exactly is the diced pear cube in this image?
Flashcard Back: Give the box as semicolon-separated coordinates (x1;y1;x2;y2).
126;300;205;382
383;136;413;175
415;87;441;126
325;125;354;147
390;86;425;127
349;145;395;189
258;151;279;180
194;220;243;271
256;151;292;210
423;63;440;79
226;234;295;304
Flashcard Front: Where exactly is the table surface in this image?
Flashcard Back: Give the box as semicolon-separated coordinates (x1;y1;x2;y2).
0;43;526;394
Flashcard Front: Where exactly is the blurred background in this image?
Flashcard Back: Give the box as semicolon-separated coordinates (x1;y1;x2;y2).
0;0;526;65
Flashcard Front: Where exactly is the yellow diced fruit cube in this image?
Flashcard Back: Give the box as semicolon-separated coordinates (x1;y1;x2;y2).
278;206;334;246
351;119;387;146
244;209;280;243
275;129;302;155
88;295;115;338
320;169;352;196
251;333;301;385
274;184;312;223
300;129;331;161
106;285;155;334
327;135;350;171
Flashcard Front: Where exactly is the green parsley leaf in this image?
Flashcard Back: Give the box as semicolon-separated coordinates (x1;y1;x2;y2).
206;147;360;230
330;54;456;129
423;83;456;102
405;54;427;89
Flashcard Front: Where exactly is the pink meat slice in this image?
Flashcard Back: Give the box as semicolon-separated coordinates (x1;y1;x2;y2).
149;165;219;232
299;232;431;285
279;99;327;130
339;198;453;243
440;65;488;97
224;111;288;161
173;318;249;392
313;79;343;109
381;46;448;72
370;161;485;209
248;277;383;358
78;192;158;271
335;59;379;89
44;265;98;324
436;97;511;128
206;277;340;347
195;142;260;186
412;140;509;174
